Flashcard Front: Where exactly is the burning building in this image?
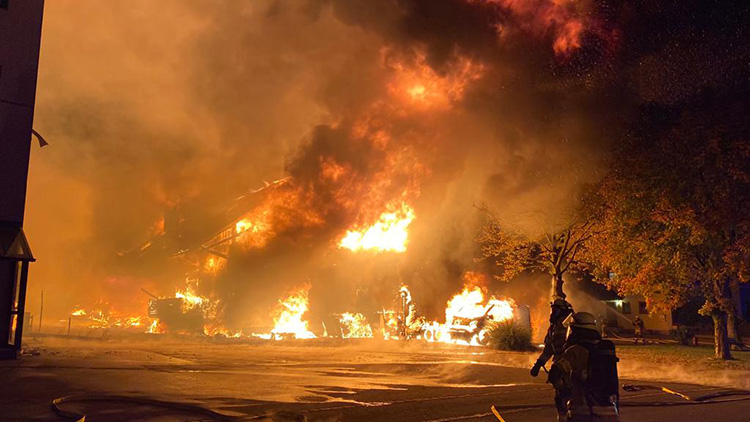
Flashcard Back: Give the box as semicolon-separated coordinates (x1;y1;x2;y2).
27;0;632;342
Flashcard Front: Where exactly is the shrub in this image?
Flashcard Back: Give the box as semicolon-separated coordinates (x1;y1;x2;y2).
486;319;533;351
670;326;695;345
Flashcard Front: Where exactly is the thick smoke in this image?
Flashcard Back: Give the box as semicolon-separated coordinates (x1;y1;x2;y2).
26;1;744;328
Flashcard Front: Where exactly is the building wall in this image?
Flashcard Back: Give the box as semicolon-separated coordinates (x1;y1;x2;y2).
0;0;45;225
599;296;673;333
0;0;44;357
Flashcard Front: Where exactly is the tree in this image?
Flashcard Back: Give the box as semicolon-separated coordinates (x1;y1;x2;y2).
477;209;595;300
582;101;750;360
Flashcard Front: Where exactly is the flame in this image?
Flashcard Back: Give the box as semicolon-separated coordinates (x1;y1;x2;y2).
203;323;242;338
381;310;401;340
68;305;152;330
473;0;592;57
553;20;585;56
271;284;316;339
339;203;415;253
339;313;373;338
151;216;165;236
236;218;265;235
445;285;516;324
445;286;488;324
386;52;484;109
233;185;325;249
422;273;516;345
204;256;225;275
147;318;166;334
175;286;206;311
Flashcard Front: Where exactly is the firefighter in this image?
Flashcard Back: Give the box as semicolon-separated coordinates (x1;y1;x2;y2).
549;312;620;422
530;298;574;421
633;315;645;344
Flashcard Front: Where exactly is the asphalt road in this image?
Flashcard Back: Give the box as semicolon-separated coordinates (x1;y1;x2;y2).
1;337;749;422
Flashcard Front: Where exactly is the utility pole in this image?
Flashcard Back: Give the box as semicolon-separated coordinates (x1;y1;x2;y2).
38;290;43;333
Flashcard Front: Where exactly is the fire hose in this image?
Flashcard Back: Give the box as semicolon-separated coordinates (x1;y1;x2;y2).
489;385;750;421
51;394;293;422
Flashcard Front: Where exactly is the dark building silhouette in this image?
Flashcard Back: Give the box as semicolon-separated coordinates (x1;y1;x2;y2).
0;0;44;359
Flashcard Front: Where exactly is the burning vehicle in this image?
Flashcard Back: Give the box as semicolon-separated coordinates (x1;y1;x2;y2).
144;289;204;334
423;302;500;345
420;280;522;346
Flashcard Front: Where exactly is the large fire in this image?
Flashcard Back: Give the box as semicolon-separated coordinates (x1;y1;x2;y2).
67;37;524;347
339;203;415;253
339;313;373;339
270;284;316;340
65;271;520;349
421;273;517;346
68;304;150;330
445;286;515;324
175;286;206;311
386;52;485;110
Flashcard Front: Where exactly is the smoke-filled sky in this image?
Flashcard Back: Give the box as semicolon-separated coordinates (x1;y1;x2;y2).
25;0;749;325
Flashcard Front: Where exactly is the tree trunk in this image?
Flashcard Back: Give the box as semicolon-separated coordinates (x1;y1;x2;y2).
727;306;743;348
728;279;743;346
712;310;733;360
551;272;566;300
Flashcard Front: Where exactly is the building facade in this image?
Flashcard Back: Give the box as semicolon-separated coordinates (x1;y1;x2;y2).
598;296;674;334
0;0;44;358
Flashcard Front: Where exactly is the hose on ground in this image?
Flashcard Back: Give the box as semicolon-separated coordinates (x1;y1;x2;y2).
489;386;750;414
51;394;283;422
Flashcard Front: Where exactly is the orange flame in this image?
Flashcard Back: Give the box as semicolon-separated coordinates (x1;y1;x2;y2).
422;273;516;345
271;284;316;339
473;0;591;57
147;318;166;334
70;307;87;316
175;286;206;311
339;203;415;253
386;52;485;110
339;313;373;338
68;305;152;330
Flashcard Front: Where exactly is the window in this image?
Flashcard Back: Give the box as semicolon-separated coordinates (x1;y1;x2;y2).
622;301;632;314
638;301;648;314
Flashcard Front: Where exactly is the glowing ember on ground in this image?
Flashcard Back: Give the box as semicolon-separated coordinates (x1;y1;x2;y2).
339;204;415;253
271;284;316;339
339;313;373;339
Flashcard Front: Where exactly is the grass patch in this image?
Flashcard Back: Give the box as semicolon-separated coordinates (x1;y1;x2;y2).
615;343;750;370
486;320;533;351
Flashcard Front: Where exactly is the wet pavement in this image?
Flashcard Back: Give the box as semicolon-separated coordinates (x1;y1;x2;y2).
1;338;749;421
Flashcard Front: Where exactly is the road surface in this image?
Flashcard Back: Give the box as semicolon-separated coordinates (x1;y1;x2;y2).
1;337;748;421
